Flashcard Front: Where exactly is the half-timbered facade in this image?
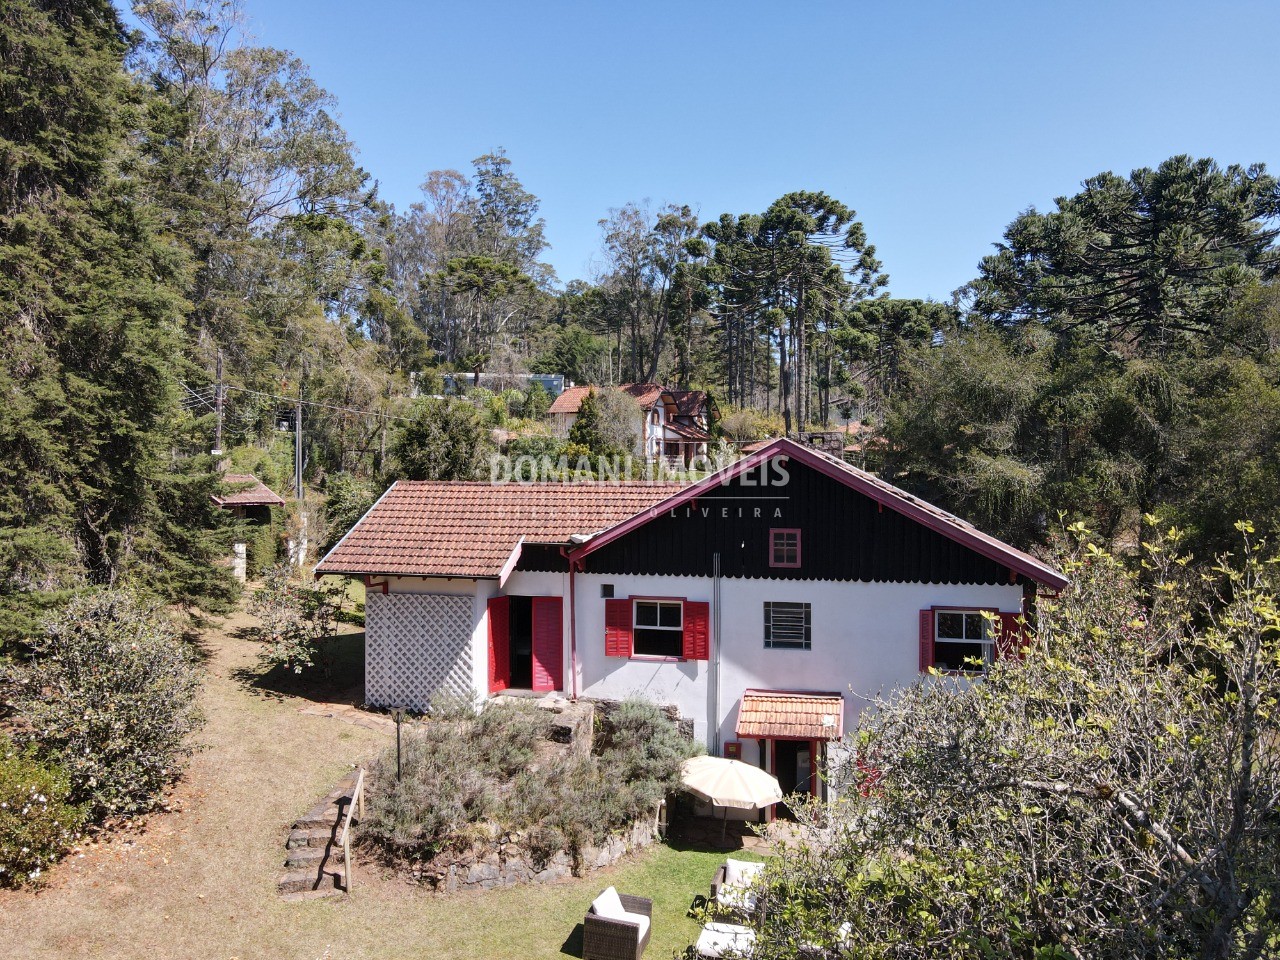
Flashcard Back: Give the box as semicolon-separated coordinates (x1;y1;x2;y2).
317;438;1066;806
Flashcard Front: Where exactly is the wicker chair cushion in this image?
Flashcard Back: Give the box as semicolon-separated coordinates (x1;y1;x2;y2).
723;859;765;886
621;911;651;941
592;886;627;920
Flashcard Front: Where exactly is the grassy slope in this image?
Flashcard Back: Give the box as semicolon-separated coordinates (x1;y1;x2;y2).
0;606;756;960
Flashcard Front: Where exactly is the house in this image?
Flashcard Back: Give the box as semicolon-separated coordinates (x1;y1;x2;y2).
316;437;1066;808
547;383;716;464
213;473;285;581
441;372;570;398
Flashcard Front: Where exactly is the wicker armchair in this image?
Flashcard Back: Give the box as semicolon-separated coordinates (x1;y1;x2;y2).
583;891;653;960
710;859;765;921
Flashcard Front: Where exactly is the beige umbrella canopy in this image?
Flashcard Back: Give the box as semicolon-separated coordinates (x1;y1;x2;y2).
680;756;784;810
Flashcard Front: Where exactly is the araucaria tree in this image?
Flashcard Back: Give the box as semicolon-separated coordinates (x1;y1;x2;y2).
753;524;1280;959
704;192;888;430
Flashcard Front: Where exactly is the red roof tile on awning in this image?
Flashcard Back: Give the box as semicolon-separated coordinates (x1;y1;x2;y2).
736;690;844;740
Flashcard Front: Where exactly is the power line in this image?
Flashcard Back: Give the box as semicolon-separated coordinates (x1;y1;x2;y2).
220;385;416;423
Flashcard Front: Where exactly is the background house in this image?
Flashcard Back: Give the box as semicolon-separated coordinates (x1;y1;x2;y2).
547;382;716;463
317;438;1065;812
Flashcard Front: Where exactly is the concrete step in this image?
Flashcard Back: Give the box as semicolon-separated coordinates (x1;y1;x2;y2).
286;827;336;849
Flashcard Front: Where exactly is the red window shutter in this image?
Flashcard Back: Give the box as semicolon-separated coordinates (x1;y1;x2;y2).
996;612;1026;661
531;597;563;692
487;596;510;694
682;600;710;660
919;609;934;673
605;598;632;658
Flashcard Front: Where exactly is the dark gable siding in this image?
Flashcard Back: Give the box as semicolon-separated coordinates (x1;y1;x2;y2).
582;459;1020;585
515;543;570;572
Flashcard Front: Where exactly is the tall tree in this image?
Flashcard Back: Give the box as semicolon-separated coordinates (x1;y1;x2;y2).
1;0;235;641
970;155;1280;352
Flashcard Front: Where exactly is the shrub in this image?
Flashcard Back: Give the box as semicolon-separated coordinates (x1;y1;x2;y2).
361;696;696;867
247;565;347;676
321;472;376;552
0;736;85;887
5;591;201;821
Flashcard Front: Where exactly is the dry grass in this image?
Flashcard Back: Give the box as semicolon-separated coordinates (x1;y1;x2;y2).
0;605;749;959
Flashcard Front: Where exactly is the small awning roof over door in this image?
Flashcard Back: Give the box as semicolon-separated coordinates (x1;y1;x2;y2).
736;690;844;740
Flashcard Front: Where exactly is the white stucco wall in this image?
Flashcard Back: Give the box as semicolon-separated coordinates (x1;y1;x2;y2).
367;571;1023;754
575;573;1024;750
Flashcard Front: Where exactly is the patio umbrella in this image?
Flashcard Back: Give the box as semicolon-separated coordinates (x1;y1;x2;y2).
679;756;783;839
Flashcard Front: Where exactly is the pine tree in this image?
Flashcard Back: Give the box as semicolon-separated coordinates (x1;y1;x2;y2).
0;0;235;643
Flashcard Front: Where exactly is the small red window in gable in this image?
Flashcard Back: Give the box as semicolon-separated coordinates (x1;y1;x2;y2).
770;528;801;568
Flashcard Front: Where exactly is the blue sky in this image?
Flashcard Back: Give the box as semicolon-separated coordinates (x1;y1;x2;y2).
157;0;1280;301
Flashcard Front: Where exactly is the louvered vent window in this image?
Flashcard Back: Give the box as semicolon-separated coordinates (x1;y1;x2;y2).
764;601;811;650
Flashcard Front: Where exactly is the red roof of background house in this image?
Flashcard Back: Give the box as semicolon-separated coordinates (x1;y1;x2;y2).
665;421;712;441
736;690;845;740
315;481;686;579
668;389;709;419
547;383;672;415
213;474;286;508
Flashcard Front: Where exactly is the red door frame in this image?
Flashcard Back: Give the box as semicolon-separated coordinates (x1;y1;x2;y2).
766;737;822;823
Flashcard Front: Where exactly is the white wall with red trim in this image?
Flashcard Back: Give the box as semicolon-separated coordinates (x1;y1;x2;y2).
574;572;1024;750
363;571;1022;758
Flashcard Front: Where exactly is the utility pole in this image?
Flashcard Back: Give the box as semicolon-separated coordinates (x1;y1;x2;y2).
212;348;224;457
294;379;304;499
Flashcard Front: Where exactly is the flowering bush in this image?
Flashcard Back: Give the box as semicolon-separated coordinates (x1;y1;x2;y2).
0;736;85;887
247;565;348;676
5;590;201;821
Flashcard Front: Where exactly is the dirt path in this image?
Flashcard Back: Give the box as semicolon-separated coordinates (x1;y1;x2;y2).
0;608;720;960
0;608;387;960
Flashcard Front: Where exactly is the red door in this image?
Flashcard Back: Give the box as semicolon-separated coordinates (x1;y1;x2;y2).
531;596;563;692
487;596;510;694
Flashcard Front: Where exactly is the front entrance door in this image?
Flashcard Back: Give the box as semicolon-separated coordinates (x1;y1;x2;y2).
488;595;562;694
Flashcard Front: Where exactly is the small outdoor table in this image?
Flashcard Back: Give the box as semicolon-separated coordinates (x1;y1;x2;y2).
695;921;757;958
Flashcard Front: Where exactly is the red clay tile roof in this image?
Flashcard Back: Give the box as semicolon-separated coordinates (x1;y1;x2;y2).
547;383;672;415
736;690;845;740
315;481;687;578
213;474;286;508
668;389;708;418
547;385;593;415
664;421;711;441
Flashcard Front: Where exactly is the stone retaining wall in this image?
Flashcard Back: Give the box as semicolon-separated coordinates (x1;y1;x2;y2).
406;816;658;893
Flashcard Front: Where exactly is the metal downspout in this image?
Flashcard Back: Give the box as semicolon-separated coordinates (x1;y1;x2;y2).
711;551;721;754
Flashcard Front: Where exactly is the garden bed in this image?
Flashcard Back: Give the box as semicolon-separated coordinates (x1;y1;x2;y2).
359;695;696;892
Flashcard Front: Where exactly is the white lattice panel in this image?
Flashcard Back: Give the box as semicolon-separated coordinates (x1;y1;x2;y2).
365;593;474;710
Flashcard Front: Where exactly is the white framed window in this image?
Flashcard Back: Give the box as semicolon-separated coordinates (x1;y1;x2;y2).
634;599;683;657
764;601;811;650
933;610;993;673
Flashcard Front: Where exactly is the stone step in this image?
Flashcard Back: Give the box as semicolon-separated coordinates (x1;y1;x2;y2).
285;845;336;869
293;806;343;830
277;863;346;896
279;887;344;903
286;827;336;849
